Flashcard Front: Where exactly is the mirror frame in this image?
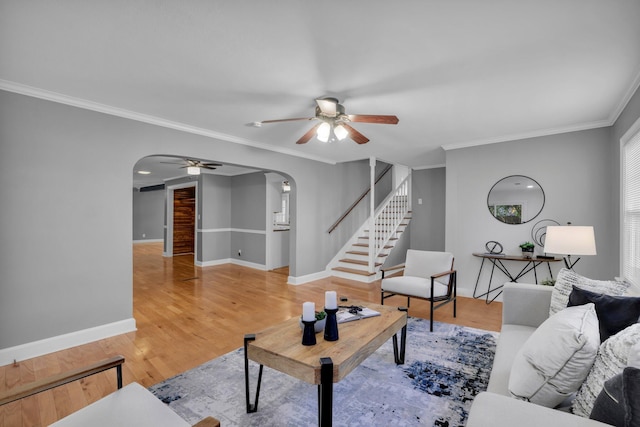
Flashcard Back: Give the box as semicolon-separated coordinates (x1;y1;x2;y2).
487;175;545;225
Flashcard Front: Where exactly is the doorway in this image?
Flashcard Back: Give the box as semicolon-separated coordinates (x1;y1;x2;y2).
173;186;196;255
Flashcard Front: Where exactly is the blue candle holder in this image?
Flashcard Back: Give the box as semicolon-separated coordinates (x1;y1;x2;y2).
323;307;339;341
301;320;317;346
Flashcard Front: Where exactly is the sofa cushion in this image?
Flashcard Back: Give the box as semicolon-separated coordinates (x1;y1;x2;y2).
573;323;640;418
550;269;630;317
590;367;640;426
487;324;538;395
509;303;600;407
381;276;449;299
568;285;640;341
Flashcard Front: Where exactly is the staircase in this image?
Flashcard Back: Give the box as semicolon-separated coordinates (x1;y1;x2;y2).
329;175;412;282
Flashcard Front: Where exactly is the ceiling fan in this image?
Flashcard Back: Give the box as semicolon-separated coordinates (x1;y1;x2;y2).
258;97;399;145
161;158;222;175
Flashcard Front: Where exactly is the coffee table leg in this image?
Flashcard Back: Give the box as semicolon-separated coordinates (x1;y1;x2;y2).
244;334;263;413
318;357;333;427
392;307;408;364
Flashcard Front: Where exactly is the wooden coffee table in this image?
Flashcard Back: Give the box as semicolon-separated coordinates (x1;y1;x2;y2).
243;300;408;427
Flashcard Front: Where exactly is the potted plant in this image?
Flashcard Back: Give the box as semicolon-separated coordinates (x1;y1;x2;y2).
519;242;535;258
540;278;556;286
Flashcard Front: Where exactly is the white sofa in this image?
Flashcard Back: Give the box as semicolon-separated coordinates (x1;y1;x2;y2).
466;283;609;427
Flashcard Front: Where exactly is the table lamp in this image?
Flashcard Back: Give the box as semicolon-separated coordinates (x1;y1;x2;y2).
543;225;596;270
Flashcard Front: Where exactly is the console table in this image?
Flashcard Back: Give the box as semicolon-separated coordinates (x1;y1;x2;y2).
472;253;561;303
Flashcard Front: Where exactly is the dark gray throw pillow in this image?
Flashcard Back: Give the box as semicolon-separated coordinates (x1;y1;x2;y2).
568;285;640;342
590;367;640;427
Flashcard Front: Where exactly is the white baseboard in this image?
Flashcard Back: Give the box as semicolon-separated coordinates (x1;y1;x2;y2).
287;270;331;285
0;318;137;366
196;258;266;271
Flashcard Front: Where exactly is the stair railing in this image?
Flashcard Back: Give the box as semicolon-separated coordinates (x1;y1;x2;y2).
368;173;411;272
327;164;393;234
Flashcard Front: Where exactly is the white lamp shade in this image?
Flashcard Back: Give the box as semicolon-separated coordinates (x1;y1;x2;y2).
187;166;201;175
334;124;348;140
543;226;597;255
317;122;331;142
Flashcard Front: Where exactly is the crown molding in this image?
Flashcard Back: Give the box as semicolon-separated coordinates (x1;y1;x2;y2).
609;68;640;125
0;80;337;165
440;118;611;152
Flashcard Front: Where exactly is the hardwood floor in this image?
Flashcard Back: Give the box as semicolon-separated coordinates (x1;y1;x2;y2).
0;242;502;426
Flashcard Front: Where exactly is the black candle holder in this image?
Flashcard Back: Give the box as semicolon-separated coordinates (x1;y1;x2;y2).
301;320;317;346
323;307;339;341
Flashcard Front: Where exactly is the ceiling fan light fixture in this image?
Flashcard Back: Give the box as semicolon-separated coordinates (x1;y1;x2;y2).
187;166;201;175
317;122;331;142
334;124;348;141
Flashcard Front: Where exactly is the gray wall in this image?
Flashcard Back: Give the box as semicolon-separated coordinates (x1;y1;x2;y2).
199;174;231;263
230;172;267;264
445;127;616;297
410;167;446;251
0;90;377;350
132;188;165;240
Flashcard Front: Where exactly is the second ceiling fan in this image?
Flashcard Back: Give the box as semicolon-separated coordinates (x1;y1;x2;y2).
259;97;399;145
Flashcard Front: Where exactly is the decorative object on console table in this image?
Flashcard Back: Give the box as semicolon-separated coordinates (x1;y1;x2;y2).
485;241;504;255
543;224;596;270
324;291;339;341
531;219;560;259
519;242;535;259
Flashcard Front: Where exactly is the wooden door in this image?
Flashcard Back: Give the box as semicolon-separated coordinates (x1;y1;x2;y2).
173;187;196;255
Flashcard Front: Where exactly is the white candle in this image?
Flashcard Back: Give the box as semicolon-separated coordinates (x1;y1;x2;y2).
325;291;337;310
302;302;315;321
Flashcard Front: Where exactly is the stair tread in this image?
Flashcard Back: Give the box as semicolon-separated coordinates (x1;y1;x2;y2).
332;267;376;276
340;258;383;267
360;236;398;240
346;251;388;257
353;243;394;249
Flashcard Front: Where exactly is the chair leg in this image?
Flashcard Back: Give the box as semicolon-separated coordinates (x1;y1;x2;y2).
407;296;410;308
430;299;434;332
453;272;457;318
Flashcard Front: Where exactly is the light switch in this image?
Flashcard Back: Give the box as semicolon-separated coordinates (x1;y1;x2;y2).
418;198;423;205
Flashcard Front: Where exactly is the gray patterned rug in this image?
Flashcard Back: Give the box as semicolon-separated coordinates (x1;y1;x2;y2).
150;318;498;427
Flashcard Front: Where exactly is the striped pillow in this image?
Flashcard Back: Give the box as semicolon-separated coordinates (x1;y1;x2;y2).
550;269;629;316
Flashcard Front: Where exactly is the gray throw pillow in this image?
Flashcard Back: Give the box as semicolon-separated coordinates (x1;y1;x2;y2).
590;367;640;427
568;285;640;342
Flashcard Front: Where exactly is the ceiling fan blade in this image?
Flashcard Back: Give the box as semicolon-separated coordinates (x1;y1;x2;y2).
348;114;399;125
260;117;314;124
296;123;321;144
201;162;222;167
316;98;337;116
200;165;218;170
342;124;370;144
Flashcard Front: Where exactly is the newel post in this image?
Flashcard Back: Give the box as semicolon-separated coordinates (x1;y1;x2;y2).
368;157;376;273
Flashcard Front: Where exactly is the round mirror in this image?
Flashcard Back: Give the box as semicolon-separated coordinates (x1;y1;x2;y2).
487;175;544;225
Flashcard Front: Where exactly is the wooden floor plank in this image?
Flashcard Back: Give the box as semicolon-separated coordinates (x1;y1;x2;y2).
0;242;502;425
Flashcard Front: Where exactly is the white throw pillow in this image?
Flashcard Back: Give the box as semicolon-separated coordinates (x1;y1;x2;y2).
508;303;600;408
549;268;629;316
572;323;640;418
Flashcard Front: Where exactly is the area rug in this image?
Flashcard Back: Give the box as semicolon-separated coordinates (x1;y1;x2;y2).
150;318;498;427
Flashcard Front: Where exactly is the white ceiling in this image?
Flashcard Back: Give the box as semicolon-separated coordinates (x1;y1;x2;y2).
2;1;640;181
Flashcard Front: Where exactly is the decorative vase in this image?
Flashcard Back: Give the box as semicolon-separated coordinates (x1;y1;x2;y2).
521;248;534;259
